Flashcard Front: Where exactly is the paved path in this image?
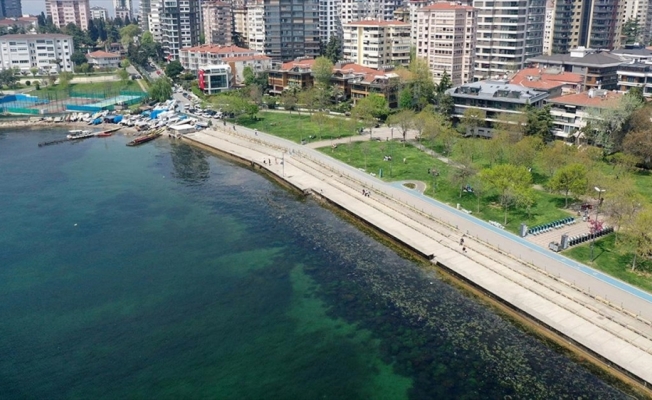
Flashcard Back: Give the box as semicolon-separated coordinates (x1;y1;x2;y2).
184;125;652;387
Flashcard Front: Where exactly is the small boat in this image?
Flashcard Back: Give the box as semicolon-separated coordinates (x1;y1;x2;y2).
95;127;121;137
126;130;162;147
67;130;94;140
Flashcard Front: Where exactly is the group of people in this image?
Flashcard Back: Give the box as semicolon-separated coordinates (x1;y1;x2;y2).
460;235;467;253
361;189;371;197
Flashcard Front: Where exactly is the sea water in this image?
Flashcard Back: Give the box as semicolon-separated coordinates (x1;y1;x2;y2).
0;129;627;399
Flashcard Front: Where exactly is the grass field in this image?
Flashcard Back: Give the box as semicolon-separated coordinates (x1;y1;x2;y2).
232;112;358;143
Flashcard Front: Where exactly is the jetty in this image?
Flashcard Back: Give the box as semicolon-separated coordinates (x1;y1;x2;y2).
182;126;652;391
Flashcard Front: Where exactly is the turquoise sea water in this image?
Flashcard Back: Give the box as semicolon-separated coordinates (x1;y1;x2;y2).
0;129;628;399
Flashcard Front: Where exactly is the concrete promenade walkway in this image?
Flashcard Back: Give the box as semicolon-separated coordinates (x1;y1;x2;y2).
184;125;652;387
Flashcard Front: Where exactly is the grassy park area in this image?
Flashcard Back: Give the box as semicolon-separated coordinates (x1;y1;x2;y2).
232;111;359;143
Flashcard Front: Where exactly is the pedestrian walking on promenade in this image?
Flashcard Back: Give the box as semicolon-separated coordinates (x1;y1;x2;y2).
254;129;258;136
460;237;464;246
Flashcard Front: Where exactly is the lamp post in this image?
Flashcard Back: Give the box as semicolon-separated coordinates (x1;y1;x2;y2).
591;186;606;261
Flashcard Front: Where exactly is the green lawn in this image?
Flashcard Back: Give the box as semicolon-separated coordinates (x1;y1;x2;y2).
321;140;571;233
232;112;358;144
564;235;652;293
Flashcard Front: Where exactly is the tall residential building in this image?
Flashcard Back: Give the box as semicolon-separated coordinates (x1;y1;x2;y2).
90;6;108;20
340;0;403;25
415;3;477;86
139;0;151;31
160;0;201;60
0;34;74;73
202;1;233;46
342;20;411;69
0;0;22;19
46;0;91;31
617;0;652;47
114;0;133;19
473;0;545;80
263;0;320;61
548;0;620;54
542;0;555;55
319;0;341;43
246;2;265;53
148;0;162;42
233;6;248;44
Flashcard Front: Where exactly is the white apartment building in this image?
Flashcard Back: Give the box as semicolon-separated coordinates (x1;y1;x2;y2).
0;34;73;73
473;0;545;80
160;0;201;60
90;6;108;20
179;44;258;71
542;0;554;55
319;0;341;43
45;0;91;31
222;54;272;85
198;64;232;94
202;1;233;46
408;0;434;46
342;20;411;69
617;0;652;47
416;2;476;86
246;2;264;53
139;0;151;31
148;0;162;42
340;0;403;25
114;0;133;19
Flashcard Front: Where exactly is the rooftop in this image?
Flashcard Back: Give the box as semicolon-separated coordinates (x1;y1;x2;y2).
276;58;397;84
86;50;120;58
181;44;256;54
547;90;623;108
221;54;272;62
446;80;548;102
510;67;582;90
0;33;72;40
611;47;652;58
527;51;624;67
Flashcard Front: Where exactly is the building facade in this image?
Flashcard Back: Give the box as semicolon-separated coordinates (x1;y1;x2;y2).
90;6;108;20
0;33;73;73
198;64;232;94
139;0;151;32
246;2;264;53
340;0;404;26
617;0;652;47
547;89;623;140
342;20;411;69
46;0;91;31
85;50;121;69
148;0;162;42
548;0;620;54
263;0;320;61
319;0;341;43
473;0;546;80
415;2;476;86
114;0;132;19
0;0;22;19
221;54;272;85
202;1;233;46
179;44;258;71
160;0;201;60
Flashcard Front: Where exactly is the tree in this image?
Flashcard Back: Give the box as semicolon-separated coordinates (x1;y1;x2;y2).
311;111;330;140
588;93;643;153
460;107;486;136
78;63;91;74
388;110;415;145
479;164;533;224
312;56;334;88
623;129;652;167
148;77;173;102
248;84;263;105
141;31;154;45
117;68;130;83
507;136;543;168
436;70;452;94
622;18;641;45
603;177;645;243
398;88;412;110
439;126;460;156
451;157;477;198
352;94;389;137
548;163;588;207
524;105;554;141
119;24;141;42
120;59;131;69
0;68;18;88
324;36;342;63
627;205;652;271
165;60;184;80
71;51;87;67
30;67;39;77
539;141;576;177
245;103;259;120
243;66;256;86
280;90;297;112
58;71;74;89
88;19;99;42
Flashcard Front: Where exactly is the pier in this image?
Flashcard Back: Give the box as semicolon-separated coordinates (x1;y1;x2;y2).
183;126;652;391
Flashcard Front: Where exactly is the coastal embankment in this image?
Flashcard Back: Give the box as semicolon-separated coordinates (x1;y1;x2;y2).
183;125;652;396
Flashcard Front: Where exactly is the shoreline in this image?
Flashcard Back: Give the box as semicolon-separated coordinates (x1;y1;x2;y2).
182;128;652;397
0;118;140;135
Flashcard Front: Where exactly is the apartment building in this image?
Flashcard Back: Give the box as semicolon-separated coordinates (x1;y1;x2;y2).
473;0;546;80
263;0;320;61
617;62;652;96
527;47;625;89
1;0;22;19
46;0;91;31
340;0;403;25
85;50;121;69
202;1;233;46
509;67;583;97
233;6;248;44
246;2;264;53
198;64;232;94
139;0;151;32
148;0;162;42
319;0;341;43
268;58;401;107
179;44;257;71
222;54;272;85
342;20;410;69
547;0;619;54
160;0;201;60
90;6;108;20
415;2;476;86
0;33;74;73
445;80;548;137
114;0;133;19
617;0;652;47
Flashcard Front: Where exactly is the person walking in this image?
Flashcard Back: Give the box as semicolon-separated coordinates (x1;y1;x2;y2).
254;129;258;136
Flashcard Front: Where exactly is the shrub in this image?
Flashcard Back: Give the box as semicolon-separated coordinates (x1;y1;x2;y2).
25;80;31;86
35;82;40;90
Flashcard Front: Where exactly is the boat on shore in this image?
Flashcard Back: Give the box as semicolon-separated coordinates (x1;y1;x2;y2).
67;130;94;140
95;127;121;137
126;130;162;147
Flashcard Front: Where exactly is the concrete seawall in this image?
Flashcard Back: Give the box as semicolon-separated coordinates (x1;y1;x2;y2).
183;127;652;392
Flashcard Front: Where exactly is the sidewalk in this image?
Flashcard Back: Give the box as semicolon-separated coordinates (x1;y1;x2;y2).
184;125;652;387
